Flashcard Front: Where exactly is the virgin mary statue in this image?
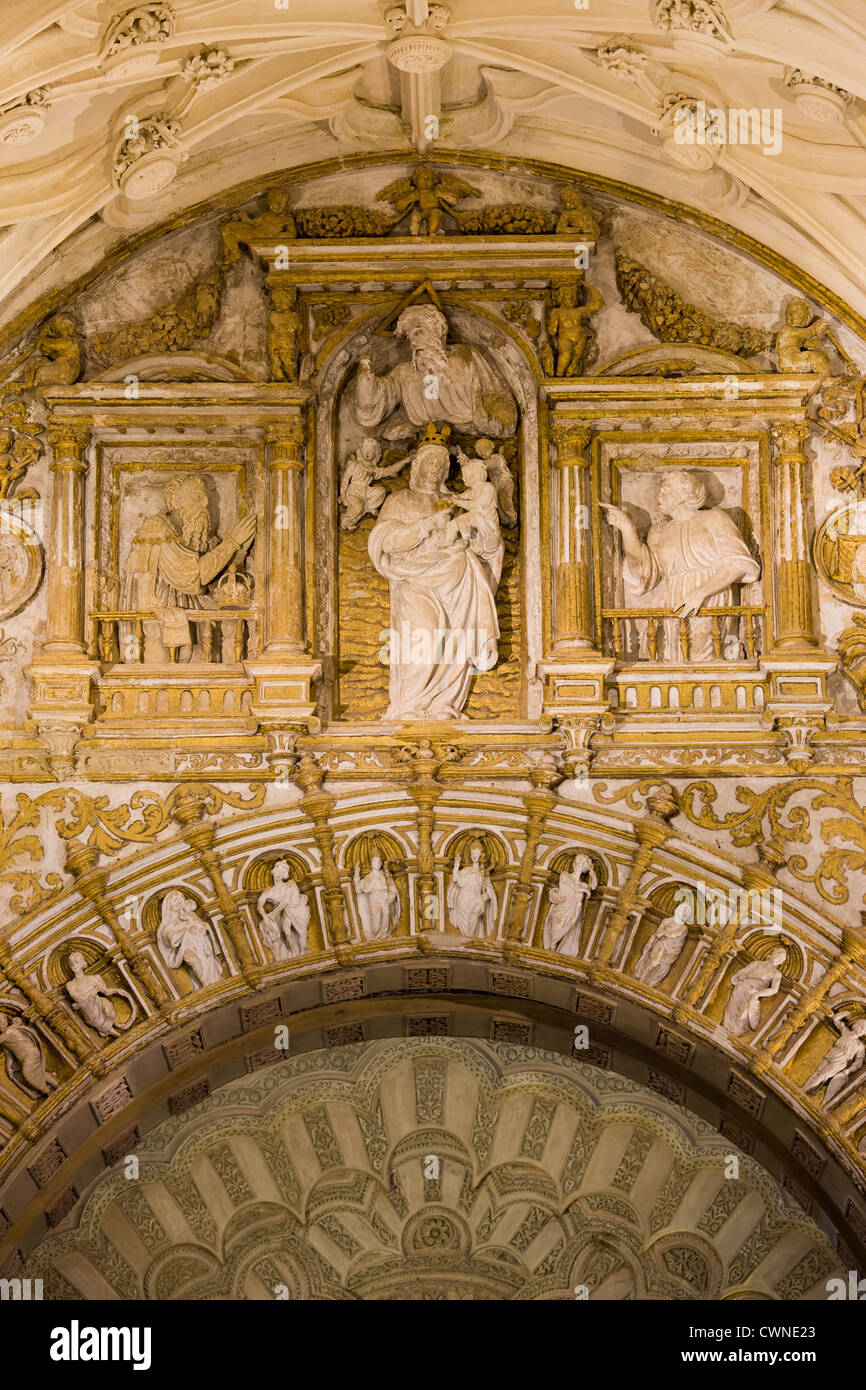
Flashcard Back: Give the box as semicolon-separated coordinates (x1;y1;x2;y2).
368;439;503;721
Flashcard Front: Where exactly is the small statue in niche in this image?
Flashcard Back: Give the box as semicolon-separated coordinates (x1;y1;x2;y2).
447;840;498;938
354;853;400;940
376;164;481;236
455;440;517;528
722;946;786;1037
0;1013;57;1094
122;474;256;661
775;299;853;377
543;854;597;956
157;890;224;988
442;453;501;553
17;314;83;388
266;281;301;381
353;304;517;440
545;277;603;377
633;901;691;987
339;438;411;531
220;188;297;265
65;950;137;1037
556;184;600;240
256;859;310;959
803;1011;866;1105
601;469;760;663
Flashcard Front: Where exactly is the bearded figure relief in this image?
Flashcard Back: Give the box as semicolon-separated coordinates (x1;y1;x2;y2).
121;474;256;661
352;305;517;441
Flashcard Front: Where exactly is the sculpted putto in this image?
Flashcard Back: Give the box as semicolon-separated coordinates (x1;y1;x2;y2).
633;901;691;987
65;951;136;1037
340;438;411;531
256;860;310;959
447;841;498;938
543;854;597;956
354;854;400;940
157;891;224;988
602;469;760;662
353;304;517;440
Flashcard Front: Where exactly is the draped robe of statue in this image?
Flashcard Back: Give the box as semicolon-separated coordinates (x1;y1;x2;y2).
368;446;504;721
625;507;760;662
157;891;224;989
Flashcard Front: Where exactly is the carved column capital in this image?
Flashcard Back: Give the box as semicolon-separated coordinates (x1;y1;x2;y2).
46;420;91;467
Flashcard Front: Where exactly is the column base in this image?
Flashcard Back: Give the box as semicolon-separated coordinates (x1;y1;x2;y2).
244;655;322;729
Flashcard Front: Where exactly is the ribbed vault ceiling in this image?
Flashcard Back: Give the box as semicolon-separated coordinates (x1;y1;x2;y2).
1;0;866;328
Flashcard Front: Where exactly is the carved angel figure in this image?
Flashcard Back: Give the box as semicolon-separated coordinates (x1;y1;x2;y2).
20;314;82;388
775;299;852;377
722;947;786;1037
256;860;310;959
376;164;481;236
804;1011;866;1104
633;901;690;987
65;950;136;1037
157;890;224;988
0;1013;57;1094
340;438;411;530
354;854;400;940
221;189;297;265
543;854;597;956
545;278;603;377
447;841;498;938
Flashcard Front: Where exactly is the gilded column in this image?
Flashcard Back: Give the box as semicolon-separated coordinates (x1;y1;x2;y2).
507;767;557;942
769;928;866;1059
170;792;258;975
596;819;671;967
770;422;819;650
681;862;775;1012
64;841;170;1007
44;421;91;655
551;422;594;648
296;755;348;947
0;937;92;1062
264;420;306;653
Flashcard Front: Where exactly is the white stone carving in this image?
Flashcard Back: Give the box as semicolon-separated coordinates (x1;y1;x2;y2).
387;36;452;73
112;114;185;198
354;855;400;939
100;4;175;76
633;901;690;986
784;70;853;125
722;947;786;1037
455;440;516;528
65;951;137;1036
601;468;760;662
352;304;517;439
447;841;498;938
340;439;411;530
543;854;597;956
368;439;503;720
182;48;235;92
121;474;256;661
256;860;310;959
804;1011;866;1104
0;90;50;146
652;0;732;56
157;890;224;988
0;1014;57;1094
